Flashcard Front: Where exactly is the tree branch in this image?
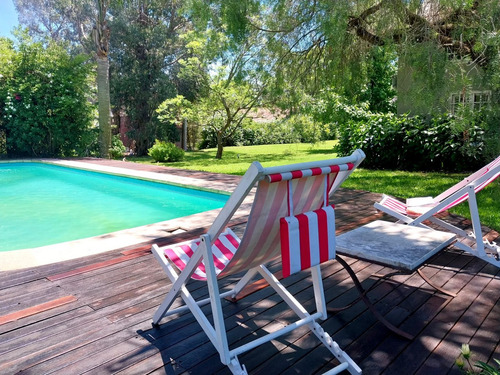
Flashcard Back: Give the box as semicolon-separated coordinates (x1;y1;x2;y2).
347;0;489;66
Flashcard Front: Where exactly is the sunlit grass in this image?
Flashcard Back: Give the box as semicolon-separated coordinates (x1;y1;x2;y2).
129;141;499;231
129;140;339;175
343;169;500;231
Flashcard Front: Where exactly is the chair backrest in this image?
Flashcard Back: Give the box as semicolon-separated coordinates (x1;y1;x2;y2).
436;155;500;212
218;150;365;277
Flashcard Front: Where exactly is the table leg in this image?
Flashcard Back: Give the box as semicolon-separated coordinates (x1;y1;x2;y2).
328;255;414;341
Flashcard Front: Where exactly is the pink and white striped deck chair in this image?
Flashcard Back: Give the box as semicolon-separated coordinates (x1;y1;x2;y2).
151;149;365;375
375;155;500;267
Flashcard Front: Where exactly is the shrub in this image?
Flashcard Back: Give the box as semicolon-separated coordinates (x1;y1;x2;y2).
148;140;184;162
198;118;258;149
335;111;489;172
285;114;328;143
109;135;126;159
0;36;94;157
248;119;302;145
198;115;331;149
198;127;239;149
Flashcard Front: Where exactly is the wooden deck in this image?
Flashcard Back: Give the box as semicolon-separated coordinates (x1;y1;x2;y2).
1;160;499;375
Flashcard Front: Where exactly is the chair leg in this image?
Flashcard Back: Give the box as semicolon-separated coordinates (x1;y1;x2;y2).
310;322;361;375
227;357;248;375
224;264;361;375
308;265;361;374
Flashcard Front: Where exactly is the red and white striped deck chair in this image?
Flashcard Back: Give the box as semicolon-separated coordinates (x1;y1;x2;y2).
151;149;365;375
375;155;500;267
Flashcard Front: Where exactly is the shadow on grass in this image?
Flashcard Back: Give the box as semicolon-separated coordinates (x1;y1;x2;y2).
304;147;336;155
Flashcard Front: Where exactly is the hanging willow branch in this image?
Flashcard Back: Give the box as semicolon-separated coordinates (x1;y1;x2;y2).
347;0;489;66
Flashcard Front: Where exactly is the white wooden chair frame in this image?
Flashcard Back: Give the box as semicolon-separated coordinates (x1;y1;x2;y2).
151;150;365;375
374;159;500;267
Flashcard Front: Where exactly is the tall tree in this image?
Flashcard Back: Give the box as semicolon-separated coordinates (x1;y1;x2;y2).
14;0;94;51
93;0;111;158
172;2;272;158
109;0;190;155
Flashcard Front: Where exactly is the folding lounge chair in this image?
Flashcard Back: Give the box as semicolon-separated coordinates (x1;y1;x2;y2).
374;155;500;267
151;149;365;375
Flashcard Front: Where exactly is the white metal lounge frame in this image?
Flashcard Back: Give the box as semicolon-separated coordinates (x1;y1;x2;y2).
151;150;365;375
374;155;500;267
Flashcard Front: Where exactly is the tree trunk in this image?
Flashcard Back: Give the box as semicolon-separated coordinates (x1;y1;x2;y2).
135;132;150;156
97;55;111;158
215;132;224;159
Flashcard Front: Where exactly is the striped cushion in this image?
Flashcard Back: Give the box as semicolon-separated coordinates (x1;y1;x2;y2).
380;195;409;215
163;229;240;281
280;205;336;278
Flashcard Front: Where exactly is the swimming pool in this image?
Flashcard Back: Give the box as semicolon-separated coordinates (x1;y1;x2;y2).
0;162;229;252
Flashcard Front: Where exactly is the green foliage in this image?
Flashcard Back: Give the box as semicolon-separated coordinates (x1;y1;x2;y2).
148;140;185;162
157;95;195;125
360;46;397;113
0;36;95;157
109;135;126;159
213;0;499;117
186;79;262;158
198;112;333;149
475;360;500;375
0;38;15;154
284;114;330;143
399;42;451;113
14;0;95;54
302;89;372;130
157;95;197;147
335;110;491;172
247;119;302;145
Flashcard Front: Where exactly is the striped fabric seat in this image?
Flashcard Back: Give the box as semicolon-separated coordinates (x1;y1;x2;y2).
379;195;436;216
162;162;355;281
439;157;500;212
163;228;240;281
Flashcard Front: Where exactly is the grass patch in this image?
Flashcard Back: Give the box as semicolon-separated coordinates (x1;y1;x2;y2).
129;141;499;231
342;169;500;232
129;141;339;175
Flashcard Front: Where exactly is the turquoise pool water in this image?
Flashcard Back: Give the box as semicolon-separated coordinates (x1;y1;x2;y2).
0;163;229;252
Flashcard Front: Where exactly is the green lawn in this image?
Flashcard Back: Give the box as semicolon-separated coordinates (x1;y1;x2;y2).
343;168;500;232
129;141;499;231
130;141;341;175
